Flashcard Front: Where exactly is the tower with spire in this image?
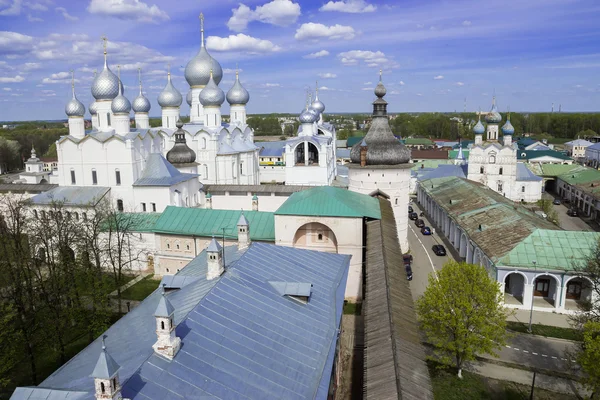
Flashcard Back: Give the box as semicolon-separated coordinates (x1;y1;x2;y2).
226;67;250;126
158;64;183;129
65;70;86;139
111;66;132;136
133;68;151;129
91;36;123;132
199;69;224;128
485;95;502;141
92;336;122;400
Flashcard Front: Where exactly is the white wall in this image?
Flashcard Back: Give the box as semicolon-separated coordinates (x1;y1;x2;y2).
209;192;290;212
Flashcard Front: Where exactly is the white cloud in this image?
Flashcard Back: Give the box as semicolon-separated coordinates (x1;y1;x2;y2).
361;87;371;91
389;90;400;95
338;50;390;68
222;68;244;74
0;75;25;83
416;93;423;96
303;50;329;59
21;62;41;71
3;87;12;91
319;86;332;91
0;31;34;54
318;72;337;79
27;14;42;21
10;93;22;96
227;0;301;31
416;23;424;28
0;0;21;16
207;34;281;53
42;71;80;84
320;0;376;13
263;83;280;87
56;7;78;21
462;20;472;26
399;80;405;85
87;0;169;23
364;81;372;85
24;1;48;11
433;75;444;80
455;81;464;86
295;23;355;40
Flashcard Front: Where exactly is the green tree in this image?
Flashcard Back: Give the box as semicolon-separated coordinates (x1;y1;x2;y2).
577;321;600;398
536;199;559;226
416;261;510;378
0;302;19;389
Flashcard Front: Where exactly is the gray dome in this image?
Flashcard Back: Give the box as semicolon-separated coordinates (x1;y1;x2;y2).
91;62;123;101
226;72;249;105
186;90;192;106
89;101;98;115
133;93;151;113
167;120;196;164
65;96;85;117
502;119;514;135
485;98;502;123
349;77;410;165
199;72;224;107
299;107;317;123
311;98;325;114
111;93;131;114
158;73;182;108
473;119;485;135
185;46;223;87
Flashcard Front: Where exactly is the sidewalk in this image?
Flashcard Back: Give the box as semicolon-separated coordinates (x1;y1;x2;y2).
467;359;588;397
508;308;573;328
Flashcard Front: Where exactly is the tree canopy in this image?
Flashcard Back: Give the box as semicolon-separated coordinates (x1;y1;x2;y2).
416;261;510;378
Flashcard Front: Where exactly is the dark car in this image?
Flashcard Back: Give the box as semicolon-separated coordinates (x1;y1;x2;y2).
409;212;418;220
553;198;561;205
415;218;425;228
405;264;413;281
421;226;432;235
567;209;578;217
408;205;413;213
432;244;446;256
403;254;413;281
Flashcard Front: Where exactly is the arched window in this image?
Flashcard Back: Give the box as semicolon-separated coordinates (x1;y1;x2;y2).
70;169;76;185
480;167;484;174
82;212;87;221
201;137;207;149
522;186;525;193
176;244;180;250
116;199;123;212
91;168;97;185
115;169;121;185
107;113;111;126
161;321;165;330
112;378;116;389
497;182;503;192
34;209;38;219
499;167;503;175
74;212;79;220
318;233;323;241
100;382;105;394
186;244;190;250
489;154;496;164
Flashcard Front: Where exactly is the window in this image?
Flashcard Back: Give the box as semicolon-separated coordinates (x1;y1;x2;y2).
489;154;496;164
100;382;105;393
167;243;170;249
186;244;190;250
70;169;76;184
107;113;111;126
522;186;525;193
141;203;146;212
499;167;503;175
497;182;503;192
176;244;180;250
480;167;484;174
117;199;124;212
201;137;207;149
318;233;323;241
112;379;116;390
74;212;79;220
92;169;97;185
34;210;38;219
152;203;156;212
161;321;165;330
115;169;121;185
240;162;243;175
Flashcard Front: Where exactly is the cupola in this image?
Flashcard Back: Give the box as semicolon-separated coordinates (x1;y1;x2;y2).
184;12;223;88
152;286;181;359
91;335;122;400
166;120;197;165
206;237;224;280
237;211;250;250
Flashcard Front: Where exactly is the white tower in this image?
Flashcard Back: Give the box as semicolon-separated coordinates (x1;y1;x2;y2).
133;68;151;129
92;336;122;400
206;237;224;280
111;66;131;136
65;70;85;139
152;287;181;360
485;96;501;141
473;112;484;146
158;65;183;130
237;212;250;250
227;68;250;126
502;110;514;147
91;36;122;133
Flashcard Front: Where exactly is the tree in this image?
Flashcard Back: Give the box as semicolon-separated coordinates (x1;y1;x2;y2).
577;321;600;398
0;302;20;390
536;199;559;226
416;261;510;378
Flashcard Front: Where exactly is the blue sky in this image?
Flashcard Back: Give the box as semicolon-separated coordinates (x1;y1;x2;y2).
1;0;600;121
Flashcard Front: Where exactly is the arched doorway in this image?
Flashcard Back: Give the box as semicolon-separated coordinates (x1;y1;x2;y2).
293;222;338;253
532;274;561;308
563;276;594;311
504;272;527;305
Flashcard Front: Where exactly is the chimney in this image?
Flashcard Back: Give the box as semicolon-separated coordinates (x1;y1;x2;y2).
237;211;250;250
206;237;224;280
252;194;258;211
205;192;212;209
360;139;367;167
92;335;122;400
152;286;181;359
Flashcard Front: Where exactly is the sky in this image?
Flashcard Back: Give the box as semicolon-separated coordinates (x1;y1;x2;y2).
1;0;600;121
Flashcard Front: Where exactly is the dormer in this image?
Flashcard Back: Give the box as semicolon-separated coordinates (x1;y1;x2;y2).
237;211;250;250
152;286;181;359
92;336;122;400
269;281;313;304
207;237;224;280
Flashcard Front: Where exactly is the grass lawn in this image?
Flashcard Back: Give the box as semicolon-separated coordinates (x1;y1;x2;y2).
343;302;362;315
120;275;160;301
506;321;581;342
429;361;578;400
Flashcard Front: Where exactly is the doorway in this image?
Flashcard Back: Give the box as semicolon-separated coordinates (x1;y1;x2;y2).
566;281;582;300
534;278;550;297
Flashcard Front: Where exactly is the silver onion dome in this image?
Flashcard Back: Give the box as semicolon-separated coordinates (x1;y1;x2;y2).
199;70;224;107
310;86;325;114
91;63;123;101
158;72;183;108
299;107;317;123
186;90;192;106
185;14;223;87
111;67;131;114
485;97;502;123
89;101;98;115
226;70;249;105
133;68;151;113
65;72;85;117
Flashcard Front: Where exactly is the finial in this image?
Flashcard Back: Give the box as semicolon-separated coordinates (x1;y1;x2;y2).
138;67;143;94
101;335;107;351
93;69;97;78
315;80;319;97
161;283;166;296
117;65;122;95
70;69;75;97
167;62;171;76
101;35;108;66
507;106;511;120
236;63;239;78
478;107;481;121
200;12;205;47
379;69;382;81
210;68;213;79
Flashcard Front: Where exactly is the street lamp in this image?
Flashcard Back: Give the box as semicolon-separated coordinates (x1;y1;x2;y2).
528;260;537;334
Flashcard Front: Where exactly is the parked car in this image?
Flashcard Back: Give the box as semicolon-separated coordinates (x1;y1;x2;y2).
409;212;418;220
405;264;413;281
408;205;413;213
415;218;425;228
403;254;413;265
403;254;413;281
553;198;561;205
567;209;578;217
421;226;432;235
432;244;446;256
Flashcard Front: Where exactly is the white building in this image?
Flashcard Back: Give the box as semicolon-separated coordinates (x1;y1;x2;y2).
17;146;51;184
466;99;543;202
565;139;593;159
346;73;412;252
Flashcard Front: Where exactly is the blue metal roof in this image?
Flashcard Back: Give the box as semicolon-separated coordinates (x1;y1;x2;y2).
336;148;351;158
133;153;198;186
10;388;88;400
29;186;110;206
416;164;467;181
14;243;349;400
516;162;543;182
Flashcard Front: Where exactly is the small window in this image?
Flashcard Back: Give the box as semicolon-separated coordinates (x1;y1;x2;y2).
92;169;97;185
152;203;156;212
489;154;496;164
166;268;169;272
141;203;146;212
498;182;503;192
34;210;38;219
167;243;170;249
112;378;116;390
107;113;111;126
176;244;180;250
480;167;484;174
117;199;124;212
100;382;105;394
115;169;121;185
186;244;190;250
161;321;165;330
70;169;76;185
74;212;79;220
499;167;503;175
522;186;525;193
318;233;323;241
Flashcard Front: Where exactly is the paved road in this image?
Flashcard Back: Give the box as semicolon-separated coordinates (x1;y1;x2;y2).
0;170;23;184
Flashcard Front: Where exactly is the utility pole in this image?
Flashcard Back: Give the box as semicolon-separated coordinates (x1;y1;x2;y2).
528;260;537;333
529;371;536;400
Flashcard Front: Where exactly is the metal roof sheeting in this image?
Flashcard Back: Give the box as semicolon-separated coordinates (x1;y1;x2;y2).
205;184;312;195
275;186;381;219
133;153;198;186
158;275;200;289
29;186;110;206
0;183;58;193
517;150;572;161
10;388;89;400
153;206;275;241
516;163;543;182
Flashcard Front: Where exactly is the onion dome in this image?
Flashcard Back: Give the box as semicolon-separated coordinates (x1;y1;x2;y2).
350;72;410;165
132;68;151;113
167;120;197;164
299;106;317;123
199;70;225;107
502;117;514;135
158;70;183;108
485;96;502;123
89;101;98;115
310;83;325;114
65;71;85;117
186;90;192;106
91;38;123;101
111;67;131;114
185;13;223;87
473;118;485;135
226;70;249;105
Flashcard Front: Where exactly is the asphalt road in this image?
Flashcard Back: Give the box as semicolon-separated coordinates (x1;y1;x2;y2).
553;200;592;231
407;199;580;374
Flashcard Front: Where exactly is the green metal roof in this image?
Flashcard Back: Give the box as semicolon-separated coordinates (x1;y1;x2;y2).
537;164;585;177
153;206;275;241
346;136;365;147
405;138;434;146
275;186;381;219
448;150;470;160
517;150;572;161
411;160;453;170
558;168;600;185
125;213;162;232
498;229;600;271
